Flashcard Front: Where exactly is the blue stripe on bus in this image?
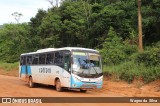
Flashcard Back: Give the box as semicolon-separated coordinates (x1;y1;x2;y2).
21;65;32;75
27;66;31;75
71;76;83;88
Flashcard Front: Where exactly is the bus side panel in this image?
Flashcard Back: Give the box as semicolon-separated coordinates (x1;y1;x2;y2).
19;65;24;81
29;65;71;88
27;66;31;75
61;68;71;88
30;65;55;85
19;65;29;81
30;66;41;83
19;65;71;88
19;65;34;82
51;66;71;87
19;65;21;79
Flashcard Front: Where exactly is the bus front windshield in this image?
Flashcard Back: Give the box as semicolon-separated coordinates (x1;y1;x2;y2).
72;52;102;78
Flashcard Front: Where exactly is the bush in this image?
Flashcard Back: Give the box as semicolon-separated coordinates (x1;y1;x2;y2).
101;48;126;65
134;47;160;66
103;61;160;83
101;43;137;65
103;61;141;82
141;66;160;83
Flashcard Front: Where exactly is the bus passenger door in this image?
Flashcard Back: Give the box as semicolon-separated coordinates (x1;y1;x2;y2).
62;52;71;87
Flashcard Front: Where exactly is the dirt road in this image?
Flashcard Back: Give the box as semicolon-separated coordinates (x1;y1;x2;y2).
0;75;159;106
0;75;121;97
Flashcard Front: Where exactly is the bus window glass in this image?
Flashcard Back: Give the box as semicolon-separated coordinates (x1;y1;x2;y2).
54;52;63;65
26;55;32;65
32;55;39;65
46;53;54;64
22;56;26;65
64;55;70;71
20;56;24;65
39;54;46;64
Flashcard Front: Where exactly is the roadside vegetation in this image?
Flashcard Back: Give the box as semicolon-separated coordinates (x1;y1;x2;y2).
0;62;19;71
0;0;159;83
101;27;160;83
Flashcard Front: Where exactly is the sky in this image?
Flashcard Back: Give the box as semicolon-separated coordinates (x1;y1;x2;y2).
0;0;58;25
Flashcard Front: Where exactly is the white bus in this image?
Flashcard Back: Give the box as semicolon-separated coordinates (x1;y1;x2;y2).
19;47;103;92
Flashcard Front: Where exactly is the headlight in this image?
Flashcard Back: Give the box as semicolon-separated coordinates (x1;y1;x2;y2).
97;78;103;83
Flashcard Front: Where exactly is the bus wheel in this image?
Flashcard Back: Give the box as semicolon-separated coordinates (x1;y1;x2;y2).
56;79;63;92
29;77;34;88
80;89;87;92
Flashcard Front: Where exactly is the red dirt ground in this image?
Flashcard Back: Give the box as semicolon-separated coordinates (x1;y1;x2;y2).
0;68;159;106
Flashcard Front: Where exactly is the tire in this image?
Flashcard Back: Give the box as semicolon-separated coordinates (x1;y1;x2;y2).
80;89;87;93
55;79;63;92
29;77;34;88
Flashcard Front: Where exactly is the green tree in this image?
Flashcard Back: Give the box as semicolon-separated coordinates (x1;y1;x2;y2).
60;1;87;47
0;23;30;62
141;0;160;45
100;26;125;65
29;9;47;50
38;8;62;48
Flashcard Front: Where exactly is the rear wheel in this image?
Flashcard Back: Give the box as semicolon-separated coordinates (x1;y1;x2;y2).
29;77;34;88
56;79;63;92
80;89;87;92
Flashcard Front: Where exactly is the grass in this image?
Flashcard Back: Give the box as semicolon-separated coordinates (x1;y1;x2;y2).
0;62;19;71
103;61;160;83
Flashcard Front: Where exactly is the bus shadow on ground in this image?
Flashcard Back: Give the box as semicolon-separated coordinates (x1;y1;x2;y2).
24;83;88;93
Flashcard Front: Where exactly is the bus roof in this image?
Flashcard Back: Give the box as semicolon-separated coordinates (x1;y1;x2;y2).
21;47;99;56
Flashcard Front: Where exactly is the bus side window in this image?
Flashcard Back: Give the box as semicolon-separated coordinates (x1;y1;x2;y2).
20;56;24;65
26;56;32;65
32;55;39;65
46;53;54;64
22;56;26;65
54;52;63;65
39;54;46;64
64;55;70;71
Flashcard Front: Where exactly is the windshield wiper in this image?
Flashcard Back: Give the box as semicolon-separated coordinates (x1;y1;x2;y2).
90;66;100;78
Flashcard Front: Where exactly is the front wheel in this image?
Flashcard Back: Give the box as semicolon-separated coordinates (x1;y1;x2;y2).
29;77;34;88
56;79;63;92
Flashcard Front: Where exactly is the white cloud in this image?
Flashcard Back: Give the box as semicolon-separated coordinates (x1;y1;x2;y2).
0;0;55;25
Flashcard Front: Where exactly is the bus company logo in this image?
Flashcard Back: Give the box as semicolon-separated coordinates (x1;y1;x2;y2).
2;98;11;103
1;98;42;103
